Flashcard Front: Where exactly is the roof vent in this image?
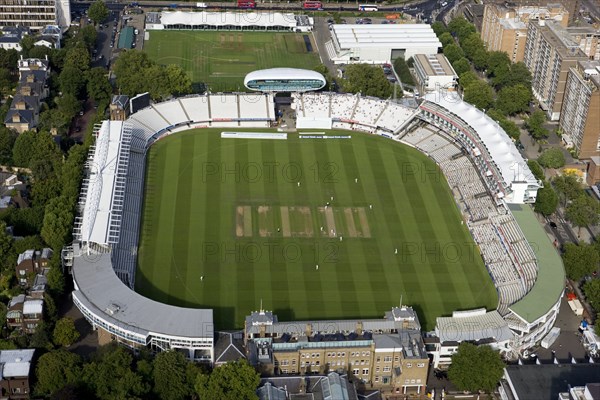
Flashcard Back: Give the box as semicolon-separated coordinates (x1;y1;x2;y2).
15;358;22;362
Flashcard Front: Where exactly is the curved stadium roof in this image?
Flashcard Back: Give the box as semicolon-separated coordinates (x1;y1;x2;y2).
244;68;326;91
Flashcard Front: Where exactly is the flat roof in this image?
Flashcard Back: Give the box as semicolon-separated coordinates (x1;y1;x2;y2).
332;24;441;50
507;204;565;323
160;11;297;28
505;364;600;400
423;90;536;187
413;54;456;77
0;349;35;379
436;310;513;343
72;252;213;339
79;121;128;246
118;26;134;49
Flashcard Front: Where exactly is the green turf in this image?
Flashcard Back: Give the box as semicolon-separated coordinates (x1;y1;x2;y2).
135;129;498;330
144;31;321;91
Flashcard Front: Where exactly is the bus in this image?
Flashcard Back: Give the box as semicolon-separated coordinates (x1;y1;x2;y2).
303;1;323;10
237;0;256;8
358;4;378;11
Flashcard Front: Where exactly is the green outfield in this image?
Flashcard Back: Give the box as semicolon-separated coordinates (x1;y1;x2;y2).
135;129;498;330
144;31;321;91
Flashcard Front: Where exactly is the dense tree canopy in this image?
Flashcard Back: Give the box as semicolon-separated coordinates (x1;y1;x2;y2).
458;71;478;89
342;64;393;98
88;0;109;25
565;195;600;237
195;360;260;400
443;43;464;64
448;343;504;392
525;110;549;140
152;351;196;400
496;84;531;115
53;317;80;347
114;50;192;100
534;186;558;216
452;57;471;77
41;196;74;250
562;242;599;281
463;80;494;110
527;160;545;182
537;148;566;169
35;349;82;397
553;174;582;206
583;279;600;311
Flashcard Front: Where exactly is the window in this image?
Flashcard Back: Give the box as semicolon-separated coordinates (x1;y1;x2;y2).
384;356;392;362
282;369;288;374
417;379;422;384
353;368;360;375
411;379;416;384
19;270;25;276
394;356;400;362
376;367;380;372
337;352;341;357
327;353;331;357
376;357;381;362
301;354;306;358
383;366;391;372
362;368;369;375
291;360;296;365
417;363;425;368
406;363;412;368
405;379;410;384
375;376;380;383
342;352;346;356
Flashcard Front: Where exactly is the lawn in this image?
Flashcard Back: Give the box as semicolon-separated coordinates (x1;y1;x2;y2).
135;129;498;330
144;31;321;91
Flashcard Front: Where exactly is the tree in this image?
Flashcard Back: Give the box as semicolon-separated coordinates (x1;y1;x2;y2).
41;196;74;250
527;160;545;182
88;0;109;25
19;35;35;57
471;48;489;71
525;110;549;140
153;350;195;400
461;33;486;61
452;57;471;77
487;51;511;78
448;17;476;41
431;21;448;36
392;57;414;86
438;32;455;48
342;64;393;99
537;148;566;169
499;62;532;89
583;279;600;311
195;360;260;400
11;130;36;167
496;84;532;115
0;127;16;165
463;80;494;110
30;322;52;350
566;195;600;237
534;186;558;216
82;344;149;400
0;221;12;263
448;343;504;392
458;71;478;90
55;93;82;122
59;65;87;98
35;349;82;397
443;43;464;64
562;242;599;281
53;317;80;347
553;173;582;206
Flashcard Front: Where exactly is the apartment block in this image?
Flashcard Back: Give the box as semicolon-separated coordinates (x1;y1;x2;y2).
524;19;587;120
0;0;70;32
567;26;600;61
559;60;600;159
481;3;568;63
509;0;578;24
244;306;429;396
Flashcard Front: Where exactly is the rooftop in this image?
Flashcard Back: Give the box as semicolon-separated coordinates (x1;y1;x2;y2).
507;204;565;323
435;310;513;343
504;364;600;400
332;24;441;50
413;54;457;77
72;252;213;339
0;349;35;379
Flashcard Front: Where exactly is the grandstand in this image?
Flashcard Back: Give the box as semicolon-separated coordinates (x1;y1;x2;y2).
70;89;563;362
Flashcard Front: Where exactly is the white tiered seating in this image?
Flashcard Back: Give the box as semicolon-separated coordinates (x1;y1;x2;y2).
129;107;169;133
154;100;188;126
179;96;210;122
401;127;434;146
354;97;387;127
376;103;416;132
330;94;356;120
301;93;330;118
210;94;240;122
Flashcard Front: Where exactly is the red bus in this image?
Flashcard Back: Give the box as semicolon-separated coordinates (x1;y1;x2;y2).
303;1;323;10
237;0;256;8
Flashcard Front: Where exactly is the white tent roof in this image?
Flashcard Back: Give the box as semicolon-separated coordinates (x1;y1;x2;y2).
332;24;442;50
160;11;297;28
79;121;128;246
424;91;537;187
436;310;514;343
